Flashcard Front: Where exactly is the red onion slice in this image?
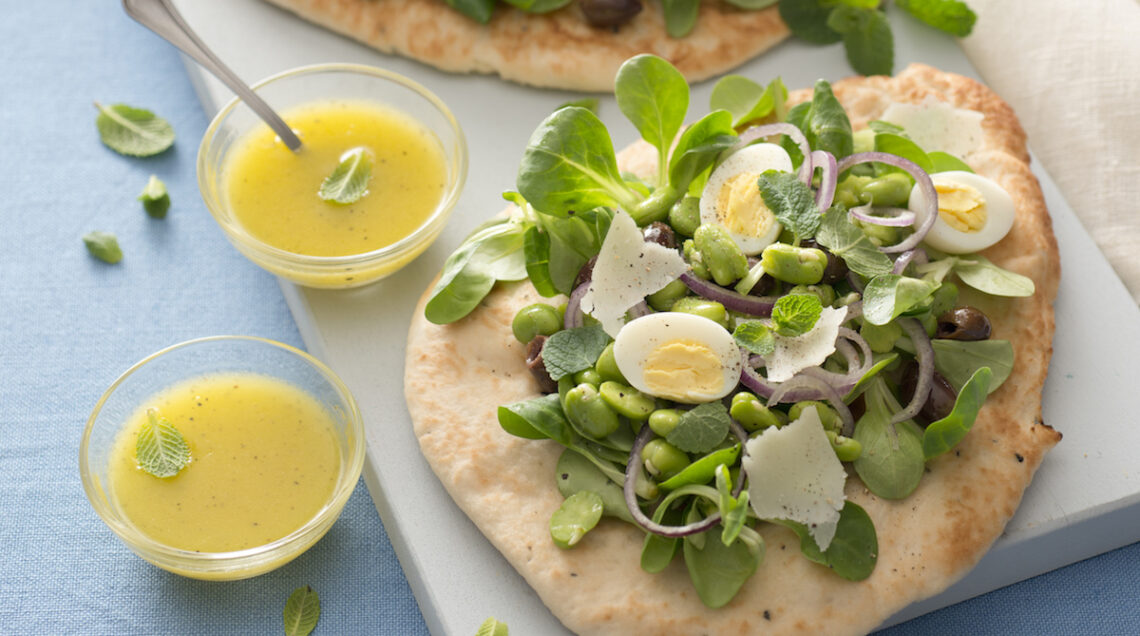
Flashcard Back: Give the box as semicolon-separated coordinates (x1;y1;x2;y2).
628;300;651;320
737;123;813;185
848;204;916;227
836;152;938;254
680;271;777;317
565;282;588;329
767;373;854;437
811;150;838;212
892;317;934;425
892;249;918;275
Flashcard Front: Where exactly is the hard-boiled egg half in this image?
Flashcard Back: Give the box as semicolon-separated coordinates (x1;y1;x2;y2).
909;171;1015;254
700;143;793;255
613;312;742;404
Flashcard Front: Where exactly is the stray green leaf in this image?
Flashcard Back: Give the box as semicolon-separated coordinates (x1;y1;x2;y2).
932;339;1013;394
830;6;894;76
666;402;731;454
83;231;123;264
953;255;1035;297
424;220;528;324
95;102;175;157
923;366;991;459
319;147;374;204
542;325;610;381
733;321;776;357
779;0;843;44
283;586;320;636
136;408;189;478
475;617;510;636
771;294;823;337
773;501;878;580
138;175;170;219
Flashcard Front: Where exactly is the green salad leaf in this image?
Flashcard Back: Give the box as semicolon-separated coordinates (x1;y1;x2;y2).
852;378;925;499
444;0;495;22
424;220;528;325
932;339;1013;394
773;501;878;581
283;586;320;636
661;0;700;37
715;465;750;546
319;147;373;204
923;366;992;459
779;0;843;44
862;274;937;325
556;449;634;522
615;56;689;183
952;255;1036;297
709;75;788;128
95;102;174;157
828;6;894;77
683;519;763;609
136;408;190;478
498;394;574;443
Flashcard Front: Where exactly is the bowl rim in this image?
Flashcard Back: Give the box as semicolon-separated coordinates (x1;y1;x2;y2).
196;62;468;271
79;334;366;572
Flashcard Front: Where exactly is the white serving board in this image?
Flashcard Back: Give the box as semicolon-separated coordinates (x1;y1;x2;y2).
170;1;1140;633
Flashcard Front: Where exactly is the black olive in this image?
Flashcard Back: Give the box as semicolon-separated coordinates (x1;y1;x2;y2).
643;221;676;249
579;0;643;29
900;361;958;424
802;239;848;285
573;255;598;290
526;335;558;394
936;306;992;341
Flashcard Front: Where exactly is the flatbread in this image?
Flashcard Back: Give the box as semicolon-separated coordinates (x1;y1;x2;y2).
405;64;1061;635
261;0;788;91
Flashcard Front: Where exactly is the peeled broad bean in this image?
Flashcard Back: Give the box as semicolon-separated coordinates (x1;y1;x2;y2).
683;239;711;280
648;408;683;437
512;303;562;343
826;430;863;462
599;381;655;420
694;224;749;286
729;392;783;432
788;400;841;432
760;243;827;285
647;278;689;312
641;438;690;480
860;172;912;208
564;384;621;438
573;367;603;387
595;343;628;383
787;284;837;306
668;196;702;237
670;297;729;328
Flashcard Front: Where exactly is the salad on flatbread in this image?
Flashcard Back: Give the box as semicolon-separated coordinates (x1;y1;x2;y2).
406;59;1059;634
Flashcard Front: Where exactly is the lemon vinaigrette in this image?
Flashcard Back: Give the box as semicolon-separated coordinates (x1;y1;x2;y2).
108;373;341;553
224;99;448;257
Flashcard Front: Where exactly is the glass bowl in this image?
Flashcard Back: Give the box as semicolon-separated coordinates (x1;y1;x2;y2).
80;336;365;580
198;63;467;289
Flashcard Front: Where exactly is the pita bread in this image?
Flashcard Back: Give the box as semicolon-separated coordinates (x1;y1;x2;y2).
261;0;788;91
405;64;1061;634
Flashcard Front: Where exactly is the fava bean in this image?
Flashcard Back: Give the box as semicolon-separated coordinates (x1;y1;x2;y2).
856;220;899;247
564;384;621;438
729;392;783;432
670;296;729;328
595;343;628;383
647;278;689;312
826;430;863;462
787;284;837;306
549;490;604;549
642;438;690;480
760;243;827;285
573;367;603;387
648;408;683;437
860;172;912;208
599;381;655;420
668;196;702;237
788;400;840;432
694;224;749;286
512;303;562;343
834;175;871;209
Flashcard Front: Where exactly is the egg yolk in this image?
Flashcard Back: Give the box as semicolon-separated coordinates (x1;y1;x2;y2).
716;173;776;238
934;181;987;233
643;339;725;401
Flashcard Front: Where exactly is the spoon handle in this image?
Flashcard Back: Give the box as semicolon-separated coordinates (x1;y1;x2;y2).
122;0;302;151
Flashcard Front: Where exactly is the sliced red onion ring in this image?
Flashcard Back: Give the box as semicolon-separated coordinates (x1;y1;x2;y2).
628;300;651;320
811;150;838;211
848;203;916;227
680;271;777;317
737;123;813;185
892;249;918;275
623;421;748;537
892;317;934;425
767;373;854;437
836;152;938;254
565;282;588;329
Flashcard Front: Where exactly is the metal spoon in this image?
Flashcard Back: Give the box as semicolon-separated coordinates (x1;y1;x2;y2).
122;0;303;151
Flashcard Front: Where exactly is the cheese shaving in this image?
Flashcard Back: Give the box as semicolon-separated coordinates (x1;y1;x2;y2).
880;99;984;161
765;306;847;382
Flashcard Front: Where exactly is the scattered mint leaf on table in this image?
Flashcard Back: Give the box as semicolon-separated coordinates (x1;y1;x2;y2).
138;175;170;219
94;102;174;157
319;147;373;204
896;0;977;37
82;231;123;264
136;408;189;478
475;617;509;636
283;586;320;636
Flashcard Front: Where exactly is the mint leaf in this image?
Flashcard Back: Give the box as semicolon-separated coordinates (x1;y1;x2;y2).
896;0;977;36
829;6;894;76
757;170;820;240
319;147;373;204
94;102;174;157
815;207;893;278
779;0;842;44
475;617;510;636
542;325;610;380
667;402;731;454
83;231;123;264
771;294;823;337
138;175;170;219
136;408;189;478
733;320;776;356
283;586;320;636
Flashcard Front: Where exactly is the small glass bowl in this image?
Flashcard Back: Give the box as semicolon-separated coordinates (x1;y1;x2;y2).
80;336;365;580
198;63;467;289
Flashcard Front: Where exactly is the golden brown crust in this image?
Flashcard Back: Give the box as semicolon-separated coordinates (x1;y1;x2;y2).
405;64;1061;635
261;0;788;91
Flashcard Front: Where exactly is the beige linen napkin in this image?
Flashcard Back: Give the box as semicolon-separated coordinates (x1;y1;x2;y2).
958;0;1140;303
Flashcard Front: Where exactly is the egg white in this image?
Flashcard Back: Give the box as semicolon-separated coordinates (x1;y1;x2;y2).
613;312;741;404
909;170;1016;254
699;143;793;255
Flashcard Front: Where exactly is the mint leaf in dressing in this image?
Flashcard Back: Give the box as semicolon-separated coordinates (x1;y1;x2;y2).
319;147;373;204
136;408;189;478
771;294;823;337
283;586;320;636
94;102;175;157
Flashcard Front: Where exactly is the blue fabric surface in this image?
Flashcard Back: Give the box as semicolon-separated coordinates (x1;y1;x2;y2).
0;2;1136;635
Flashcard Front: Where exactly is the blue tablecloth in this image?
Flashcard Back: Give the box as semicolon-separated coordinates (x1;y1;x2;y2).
0;2;1136;634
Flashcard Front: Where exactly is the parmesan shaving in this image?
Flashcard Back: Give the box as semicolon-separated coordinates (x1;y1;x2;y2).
880;99;985;161
765;306;847;382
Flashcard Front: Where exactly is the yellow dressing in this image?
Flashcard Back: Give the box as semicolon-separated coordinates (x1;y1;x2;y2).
108;373;341;553
644;339;726;400
224;100;448;257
